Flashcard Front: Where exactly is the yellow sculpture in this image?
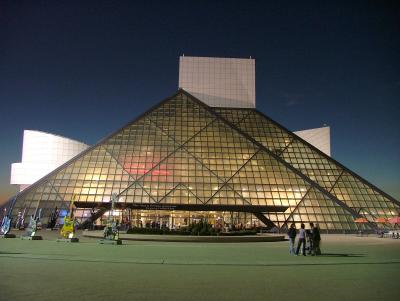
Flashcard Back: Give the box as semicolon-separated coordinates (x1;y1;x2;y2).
60;200;75;239
60;215;75;239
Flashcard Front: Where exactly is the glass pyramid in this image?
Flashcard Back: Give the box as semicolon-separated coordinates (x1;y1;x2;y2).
7;90;399;232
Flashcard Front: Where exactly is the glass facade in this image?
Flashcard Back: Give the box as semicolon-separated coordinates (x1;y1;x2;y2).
214;108;400;229
7;90;400;232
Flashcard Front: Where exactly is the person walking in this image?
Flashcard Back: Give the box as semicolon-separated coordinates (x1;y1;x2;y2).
287;223;297;255
312;223;321;255
296;223;307;256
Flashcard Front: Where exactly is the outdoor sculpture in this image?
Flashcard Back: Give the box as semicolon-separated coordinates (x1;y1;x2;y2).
100;193;122;245
0;214;14;238
21;214;42;240
103;219;119;240
60;215;75;239
58;202;79;242
26;215;37;236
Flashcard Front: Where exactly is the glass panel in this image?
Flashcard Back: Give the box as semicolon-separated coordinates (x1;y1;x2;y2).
185;119;259;180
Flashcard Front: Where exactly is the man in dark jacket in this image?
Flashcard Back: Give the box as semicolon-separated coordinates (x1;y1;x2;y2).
312;223;321;255
287;223;297;255
307;223;314;255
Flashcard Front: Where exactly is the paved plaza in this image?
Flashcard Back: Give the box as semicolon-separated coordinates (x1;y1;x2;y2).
0;231;399;301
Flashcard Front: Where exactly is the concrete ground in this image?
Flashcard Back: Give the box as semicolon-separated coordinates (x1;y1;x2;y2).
0;230;399;301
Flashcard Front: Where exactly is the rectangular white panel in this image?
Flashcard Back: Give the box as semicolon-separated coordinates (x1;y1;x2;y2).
179;56;255;108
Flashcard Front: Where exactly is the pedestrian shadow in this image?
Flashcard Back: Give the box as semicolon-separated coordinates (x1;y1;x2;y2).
320;253;365;258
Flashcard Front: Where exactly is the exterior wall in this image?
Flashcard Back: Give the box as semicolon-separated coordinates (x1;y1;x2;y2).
10;130;88;191
179;56;255;108
294;126;331;156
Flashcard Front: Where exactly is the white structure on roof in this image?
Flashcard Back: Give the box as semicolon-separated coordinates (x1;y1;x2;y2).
10;130;88;191
179;56;256;108
294;126;331;156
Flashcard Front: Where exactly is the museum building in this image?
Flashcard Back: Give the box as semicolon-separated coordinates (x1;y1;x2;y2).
4;57;400;232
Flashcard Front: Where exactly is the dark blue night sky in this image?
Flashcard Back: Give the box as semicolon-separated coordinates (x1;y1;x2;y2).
0;0;399;204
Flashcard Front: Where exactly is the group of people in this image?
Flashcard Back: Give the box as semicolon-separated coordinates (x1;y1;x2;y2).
287;222;321;256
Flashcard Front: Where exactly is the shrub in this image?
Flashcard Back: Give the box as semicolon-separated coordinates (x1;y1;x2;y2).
220;230;257;236
125;223;257;236
126;227;191;235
